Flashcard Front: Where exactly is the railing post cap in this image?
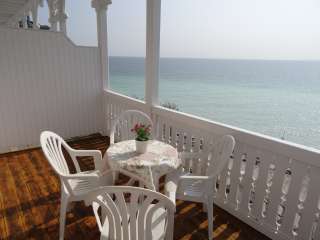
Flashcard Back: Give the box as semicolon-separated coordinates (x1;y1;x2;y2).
91;0;112;10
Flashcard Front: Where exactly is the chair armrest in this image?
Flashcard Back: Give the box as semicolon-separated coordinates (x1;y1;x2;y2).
69;149;103;171
179;174;216;197
61;172;101;194
62;172;100;180
179;175;213;180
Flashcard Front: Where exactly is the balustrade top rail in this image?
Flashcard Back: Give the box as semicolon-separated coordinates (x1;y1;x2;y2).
105;89;320;167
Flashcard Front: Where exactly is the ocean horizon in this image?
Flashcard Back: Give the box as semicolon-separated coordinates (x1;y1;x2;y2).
109;56;320;150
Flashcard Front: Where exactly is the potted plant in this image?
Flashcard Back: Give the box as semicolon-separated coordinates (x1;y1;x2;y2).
131;123;151;153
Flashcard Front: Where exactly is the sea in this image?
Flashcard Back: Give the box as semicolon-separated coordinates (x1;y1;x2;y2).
109;56;320;150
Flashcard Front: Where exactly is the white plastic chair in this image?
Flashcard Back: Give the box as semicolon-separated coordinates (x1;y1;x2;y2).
88;186;175;240
40;131;149;240
165;135;235;239
110;110;153;144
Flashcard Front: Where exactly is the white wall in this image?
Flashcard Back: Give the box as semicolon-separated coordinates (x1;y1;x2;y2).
0;27;103;153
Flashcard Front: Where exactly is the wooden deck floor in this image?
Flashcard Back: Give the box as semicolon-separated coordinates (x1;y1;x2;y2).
0;134;270;240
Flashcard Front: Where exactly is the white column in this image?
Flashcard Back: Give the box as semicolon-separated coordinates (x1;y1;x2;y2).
145;0;161;106
92;0;111;90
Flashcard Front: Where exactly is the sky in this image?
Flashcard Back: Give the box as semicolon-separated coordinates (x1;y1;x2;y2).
38;0;320;60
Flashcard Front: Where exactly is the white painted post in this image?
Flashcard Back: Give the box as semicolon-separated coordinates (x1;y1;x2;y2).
92;0;111;90
145;0;161;107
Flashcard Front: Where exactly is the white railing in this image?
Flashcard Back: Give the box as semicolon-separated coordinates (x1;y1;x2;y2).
104;89;320;240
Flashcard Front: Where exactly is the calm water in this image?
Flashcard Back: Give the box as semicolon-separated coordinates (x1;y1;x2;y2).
110;57;320;149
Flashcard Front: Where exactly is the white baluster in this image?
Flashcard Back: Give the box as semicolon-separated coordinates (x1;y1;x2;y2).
177;128;184;152
261;163;276;219
224;153;234;203
31;0;39;28
47;0;58;31
236;153;247;210
292;169;310;238
309;197;320;240
170;125;177;148
58;0;68;34
227;143;244;210
275;161;292;233
248;156;261;217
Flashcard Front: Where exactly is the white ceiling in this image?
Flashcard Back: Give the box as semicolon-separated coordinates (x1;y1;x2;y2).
0;0;28;25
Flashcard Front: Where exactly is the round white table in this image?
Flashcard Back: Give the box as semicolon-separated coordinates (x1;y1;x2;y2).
105;140;181;190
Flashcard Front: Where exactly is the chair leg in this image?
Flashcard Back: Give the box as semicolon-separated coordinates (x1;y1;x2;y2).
207;198;214;240
100;234;108;240
59;194;69;240
112;172;119;184
66;202;74;212
203;203;208;212
151;174;159;191
164;170;179;204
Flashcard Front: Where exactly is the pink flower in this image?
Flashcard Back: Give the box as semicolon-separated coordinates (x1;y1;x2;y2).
131;122;152;141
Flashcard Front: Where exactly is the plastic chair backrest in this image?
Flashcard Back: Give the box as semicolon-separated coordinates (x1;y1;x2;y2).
110;110;153;144
40;131;73;176
206;135;235;177
89;186;175;240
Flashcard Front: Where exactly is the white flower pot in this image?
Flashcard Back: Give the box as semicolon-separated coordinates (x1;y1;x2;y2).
136;140;149;154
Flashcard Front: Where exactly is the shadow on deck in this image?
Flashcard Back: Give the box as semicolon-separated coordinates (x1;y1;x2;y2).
0;134;270;240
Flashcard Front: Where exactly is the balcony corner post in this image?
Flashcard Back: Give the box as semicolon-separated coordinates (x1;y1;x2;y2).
145;0;161;130
92;0;112;91
145;0;161;107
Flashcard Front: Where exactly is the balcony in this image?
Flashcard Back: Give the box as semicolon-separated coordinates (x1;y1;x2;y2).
0;134;270;240
1;0;320;240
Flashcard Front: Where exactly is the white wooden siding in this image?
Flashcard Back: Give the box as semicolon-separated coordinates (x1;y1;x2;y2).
0;27;103;153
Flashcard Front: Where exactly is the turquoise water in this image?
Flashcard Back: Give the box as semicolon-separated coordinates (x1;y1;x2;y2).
110;57;320;149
